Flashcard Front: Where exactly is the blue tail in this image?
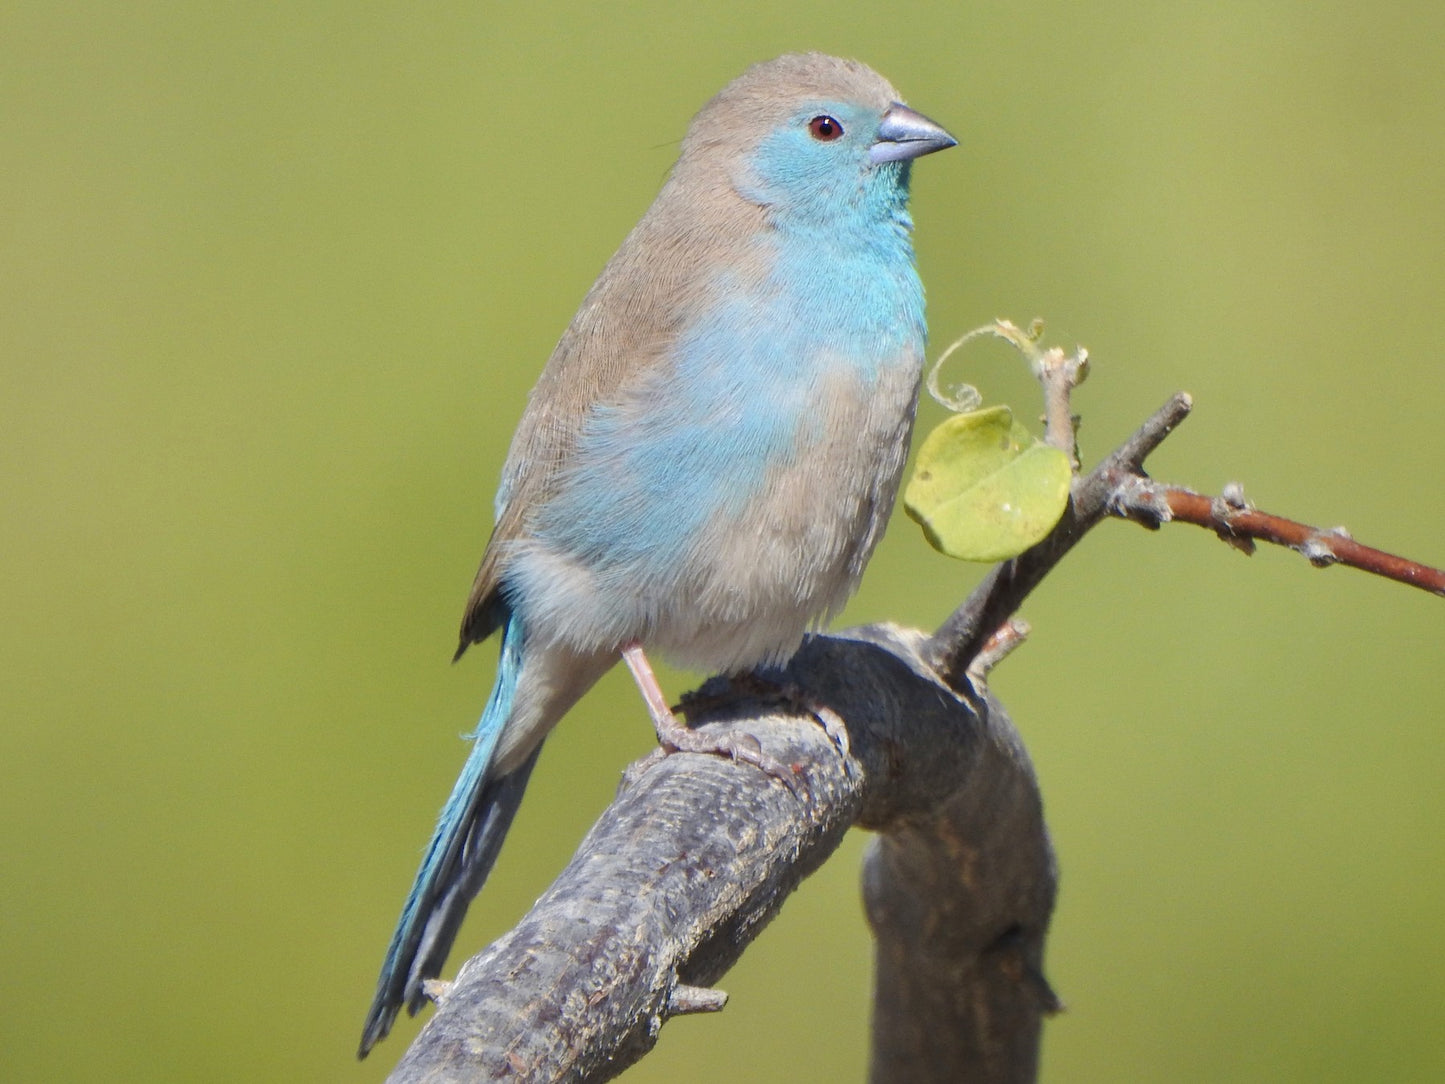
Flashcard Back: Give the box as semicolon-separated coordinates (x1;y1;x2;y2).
359;611;539;1057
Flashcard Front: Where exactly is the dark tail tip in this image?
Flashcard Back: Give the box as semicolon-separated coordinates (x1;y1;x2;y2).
356;1008;390;1060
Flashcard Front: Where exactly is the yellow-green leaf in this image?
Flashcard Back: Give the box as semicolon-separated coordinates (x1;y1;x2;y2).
904;406;1072;561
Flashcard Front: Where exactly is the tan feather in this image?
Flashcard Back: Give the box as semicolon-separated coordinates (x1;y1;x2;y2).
457;53;903;654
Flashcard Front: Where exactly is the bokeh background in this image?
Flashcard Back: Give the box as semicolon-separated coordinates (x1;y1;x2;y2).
4;3;1442;1081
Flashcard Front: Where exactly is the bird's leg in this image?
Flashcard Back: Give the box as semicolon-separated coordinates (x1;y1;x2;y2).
620;643;803;797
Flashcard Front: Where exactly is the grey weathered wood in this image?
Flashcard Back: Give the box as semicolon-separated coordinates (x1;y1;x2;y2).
862;679;1058;1083
386;624;1057;1083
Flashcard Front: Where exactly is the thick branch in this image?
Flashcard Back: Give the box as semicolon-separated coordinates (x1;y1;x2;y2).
386;625;1057;1083
863;644;1059;1083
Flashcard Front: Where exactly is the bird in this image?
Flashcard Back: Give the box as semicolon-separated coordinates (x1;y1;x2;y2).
359;52;955;1057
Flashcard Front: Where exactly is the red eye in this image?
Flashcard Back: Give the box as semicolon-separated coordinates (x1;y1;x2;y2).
808;115;844;141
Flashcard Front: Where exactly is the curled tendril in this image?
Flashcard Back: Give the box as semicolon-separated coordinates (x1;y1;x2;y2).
924;329;985;412
926;318;1088;413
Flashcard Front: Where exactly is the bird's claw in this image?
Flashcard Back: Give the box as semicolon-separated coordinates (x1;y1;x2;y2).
657;722;806;799
708;672;853;766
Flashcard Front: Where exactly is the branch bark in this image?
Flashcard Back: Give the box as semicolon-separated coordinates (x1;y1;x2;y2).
1108;478;1445;595
386;625;1057;1083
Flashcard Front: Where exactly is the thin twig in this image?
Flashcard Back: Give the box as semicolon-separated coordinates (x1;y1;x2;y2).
928;378;1440;693
967;619;1031;688
1108;477;1445;596
927;392;1195;689
1036;345;1089;467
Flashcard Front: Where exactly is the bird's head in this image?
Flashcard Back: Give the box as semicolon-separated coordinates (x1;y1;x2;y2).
677;53;955;229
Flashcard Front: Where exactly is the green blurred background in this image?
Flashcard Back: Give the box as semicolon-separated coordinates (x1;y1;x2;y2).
3;3;1442;1080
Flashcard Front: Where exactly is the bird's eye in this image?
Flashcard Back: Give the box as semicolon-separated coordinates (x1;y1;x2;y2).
808;115;844;141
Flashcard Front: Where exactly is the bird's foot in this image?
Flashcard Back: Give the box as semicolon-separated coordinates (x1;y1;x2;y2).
621;644;806;798
679;672;851;763
653;710;805;798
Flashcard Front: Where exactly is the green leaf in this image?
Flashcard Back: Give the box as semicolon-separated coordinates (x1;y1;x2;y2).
904;406;1072;561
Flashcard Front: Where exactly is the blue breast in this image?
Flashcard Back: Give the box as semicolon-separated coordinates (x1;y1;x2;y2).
530;220;924;586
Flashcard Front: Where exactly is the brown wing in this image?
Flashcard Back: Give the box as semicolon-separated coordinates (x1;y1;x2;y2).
451;52;892;657
453;180;770;658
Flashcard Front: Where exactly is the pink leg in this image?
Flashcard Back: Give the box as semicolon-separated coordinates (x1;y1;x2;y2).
620;642;676;732
621;643;802;797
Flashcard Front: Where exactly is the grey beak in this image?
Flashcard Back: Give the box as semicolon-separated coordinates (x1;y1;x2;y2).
869;103;957;164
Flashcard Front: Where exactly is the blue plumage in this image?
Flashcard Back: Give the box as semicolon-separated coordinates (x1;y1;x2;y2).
359;53;954;1055
367;610;534;1027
